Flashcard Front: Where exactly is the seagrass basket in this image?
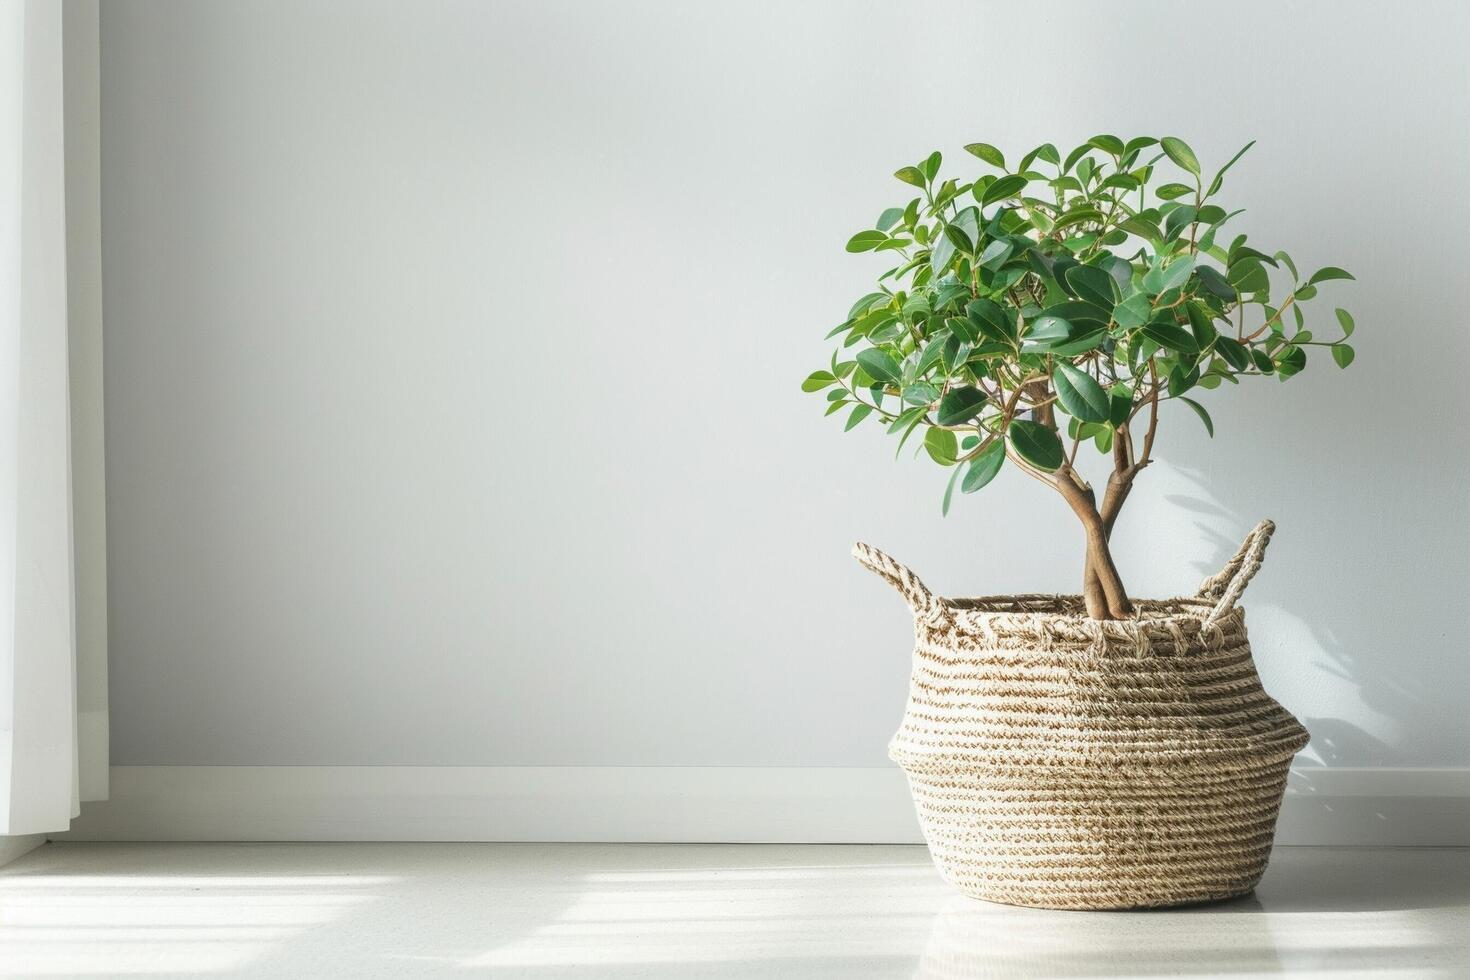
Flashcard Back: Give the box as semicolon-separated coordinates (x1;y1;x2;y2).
854;520;1308;911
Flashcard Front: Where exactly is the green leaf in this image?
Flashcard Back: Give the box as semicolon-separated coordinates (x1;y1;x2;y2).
855;348;901;384
1045;329;1106;356
1206;140;1255;196
915;336;949;374
1140;319;1199;353
1307;266;1355;285
887;405;924;434
925;427;958;465
1122;136;1159;159
1098;172;1140;194
944;315;977;345
1108;384;1133;427
943;224;974;254
902;383;940;406
1112;294;1151;330
1229;243;1279;267
964;142;1005;168
1032;143;1061;166
1040;298;1108;329
953;204;981;240
1168;362;1199;396
1161;136;1201;176
1009;420;1064;472
977;238;1012;270
844;404;873;431
967;298;1016;344
981;174;1028;206
894;166;926;188
940;464;962;515
1163;205;1198;241
1332;343;1356;368
1052;208;1104;233
1335;308;1355;338
845;230;886;253
920;151;942;180
941;336;972;373
847;292;888;320
929;232;955;272
1088;134;1125;156
866;317;904;343
1227;257;1270;293
893;413;926;458
932;282;969;310
1156;182;1194;200
1179;396;1214;437
1186;302;1218;348
936;386;988;425
1275;345;1307;377
1062;144;1091;175
961;441;1006;493
1026;315;1073;343
801;371;836;393
1158;256;1197;293
1052;362;1111;422
1195;204;1227;225
1214;336;1251;371
1063;264;1115;307
876;208;905;232
1119;215;1160;239
1196;265;1237;301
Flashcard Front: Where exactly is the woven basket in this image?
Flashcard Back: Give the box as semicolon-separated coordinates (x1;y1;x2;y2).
854;520;1309;911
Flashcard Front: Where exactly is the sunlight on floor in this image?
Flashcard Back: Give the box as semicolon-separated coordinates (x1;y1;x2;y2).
469;863;946;970
1;844;1466;978
0;864;395;976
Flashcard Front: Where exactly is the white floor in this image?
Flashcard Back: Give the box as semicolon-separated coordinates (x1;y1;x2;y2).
0;844;1466;979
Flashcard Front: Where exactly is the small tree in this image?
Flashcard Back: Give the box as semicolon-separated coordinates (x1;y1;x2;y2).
805;137;1356;620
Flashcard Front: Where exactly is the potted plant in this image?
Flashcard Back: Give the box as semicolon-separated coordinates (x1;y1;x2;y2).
805;136;1356;910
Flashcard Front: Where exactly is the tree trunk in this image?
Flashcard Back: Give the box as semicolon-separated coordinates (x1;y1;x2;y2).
1052;467;1134;621
1081;522;1132;620
1081;470;1135;618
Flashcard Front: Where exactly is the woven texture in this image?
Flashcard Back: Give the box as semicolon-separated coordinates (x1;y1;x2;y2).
854;520;1308;911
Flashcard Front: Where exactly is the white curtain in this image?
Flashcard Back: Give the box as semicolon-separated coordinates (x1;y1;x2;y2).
0;0;107;837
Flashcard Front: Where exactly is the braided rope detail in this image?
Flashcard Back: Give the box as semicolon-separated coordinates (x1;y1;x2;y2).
1197;520;1275;629
852;543;942;620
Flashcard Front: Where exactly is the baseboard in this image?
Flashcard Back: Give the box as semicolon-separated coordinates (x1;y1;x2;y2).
0;834;47;868
57;766;1470;846
60;767;921;844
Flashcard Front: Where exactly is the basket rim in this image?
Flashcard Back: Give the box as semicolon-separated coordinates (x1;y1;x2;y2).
934;593;1228;626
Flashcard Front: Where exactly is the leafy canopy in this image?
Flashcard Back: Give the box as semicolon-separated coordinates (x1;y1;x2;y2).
803;136;1357;512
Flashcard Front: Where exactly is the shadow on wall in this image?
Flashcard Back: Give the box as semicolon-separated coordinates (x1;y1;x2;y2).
1115;458;1436;773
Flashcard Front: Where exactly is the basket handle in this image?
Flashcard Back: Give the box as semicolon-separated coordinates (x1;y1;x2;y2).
852;542;937;614
1196;519;1276;627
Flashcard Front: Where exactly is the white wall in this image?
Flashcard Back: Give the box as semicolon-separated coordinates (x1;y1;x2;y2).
101;0;1469;774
